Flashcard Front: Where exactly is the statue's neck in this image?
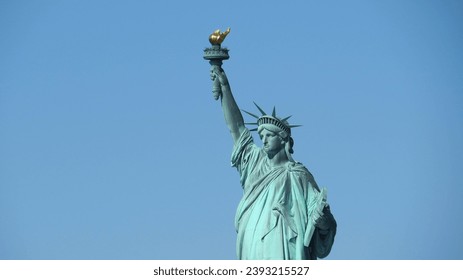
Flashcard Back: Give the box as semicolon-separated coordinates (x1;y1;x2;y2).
266;149;289;168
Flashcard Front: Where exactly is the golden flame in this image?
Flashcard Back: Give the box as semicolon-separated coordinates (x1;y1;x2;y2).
209;27;230;45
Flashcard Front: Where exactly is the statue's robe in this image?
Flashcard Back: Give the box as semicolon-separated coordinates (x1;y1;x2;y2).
231;129;336;260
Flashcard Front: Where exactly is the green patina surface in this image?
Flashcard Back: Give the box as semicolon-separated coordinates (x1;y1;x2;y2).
204;30;336;260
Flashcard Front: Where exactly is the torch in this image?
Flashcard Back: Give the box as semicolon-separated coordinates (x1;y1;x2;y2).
203;28;231;100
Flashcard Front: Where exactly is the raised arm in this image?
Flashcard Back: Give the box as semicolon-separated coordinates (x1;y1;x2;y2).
210;65;245;143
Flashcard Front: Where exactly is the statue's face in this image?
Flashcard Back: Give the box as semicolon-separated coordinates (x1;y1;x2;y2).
259;128;285;156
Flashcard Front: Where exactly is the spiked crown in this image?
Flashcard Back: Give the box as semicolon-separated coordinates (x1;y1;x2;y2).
243;102;301;136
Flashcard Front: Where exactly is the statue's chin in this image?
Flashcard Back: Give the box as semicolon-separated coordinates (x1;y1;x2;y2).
263;148;276;158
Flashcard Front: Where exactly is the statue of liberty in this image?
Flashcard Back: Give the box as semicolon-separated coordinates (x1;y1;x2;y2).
204;29;336;260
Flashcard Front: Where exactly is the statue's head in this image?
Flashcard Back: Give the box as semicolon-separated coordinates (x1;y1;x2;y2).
257;123;291;156
244;103;299;161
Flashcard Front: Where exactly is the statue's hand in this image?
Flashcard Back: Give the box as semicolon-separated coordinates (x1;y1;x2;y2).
210;65;228;100
210;65;228;86
315;206;333;233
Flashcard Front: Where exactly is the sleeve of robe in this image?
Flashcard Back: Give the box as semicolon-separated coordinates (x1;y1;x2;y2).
230;128;259;186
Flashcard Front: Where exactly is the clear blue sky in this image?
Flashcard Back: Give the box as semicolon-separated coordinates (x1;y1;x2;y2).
1;0;462;260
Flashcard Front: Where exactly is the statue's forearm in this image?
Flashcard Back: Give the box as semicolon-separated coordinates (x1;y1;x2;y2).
220;80;245;143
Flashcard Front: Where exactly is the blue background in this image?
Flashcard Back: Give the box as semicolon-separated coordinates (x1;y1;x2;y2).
1;0;462;259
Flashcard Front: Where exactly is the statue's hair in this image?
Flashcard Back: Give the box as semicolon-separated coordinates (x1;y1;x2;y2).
258;123;287;139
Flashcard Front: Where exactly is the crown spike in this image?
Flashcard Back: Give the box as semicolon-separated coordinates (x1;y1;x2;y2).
244;102;301;135
242;109;260;119
281;115;292;122
253;102;267;116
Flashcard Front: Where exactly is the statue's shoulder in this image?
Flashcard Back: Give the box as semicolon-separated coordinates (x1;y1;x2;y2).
287;161;310;174
287;162;320;189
